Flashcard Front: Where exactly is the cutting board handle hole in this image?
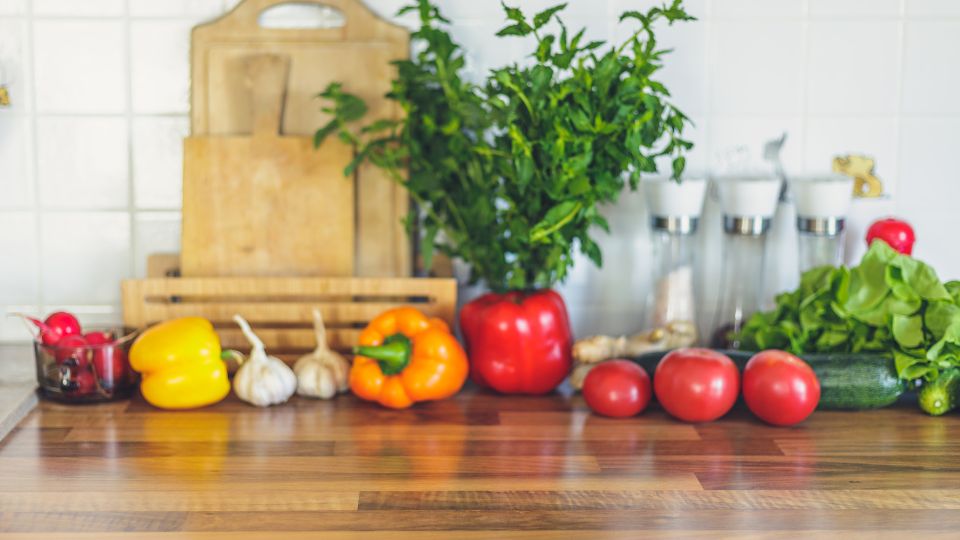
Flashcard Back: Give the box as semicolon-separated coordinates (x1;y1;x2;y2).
258;2;345;29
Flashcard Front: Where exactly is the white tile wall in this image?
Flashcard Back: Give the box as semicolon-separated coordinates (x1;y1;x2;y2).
901;21;960;114
805;21;900;115
712;0;804;19
803;117;899;191
128;0;224;18
0;211;39;304
132;211;180;277
33;20;126;114
0;0;25;16
39;211;130;305
0;0;959;342
33;0;124;17
809;0;900;17
709;21;805;114
36;116;129;208
0;18;30;110
0;114;33;207
130;20;193;114
131;116;187;209
907;0;960;17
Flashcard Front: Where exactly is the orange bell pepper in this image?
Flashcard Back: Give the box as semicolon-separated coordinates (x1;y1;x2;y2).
350;307;468;409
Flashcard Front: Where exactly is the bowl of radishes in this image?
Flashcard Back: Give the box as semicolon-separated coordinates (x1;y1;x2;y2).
23;312;138;403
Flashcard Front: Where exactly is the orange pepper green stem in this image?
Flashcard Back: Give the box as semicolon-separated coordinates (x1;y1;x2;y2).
349;307;469;409
353;334;412;375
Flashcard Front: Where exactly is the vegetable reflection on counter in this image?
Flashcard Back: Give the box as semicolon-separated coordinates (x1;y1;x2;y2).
739;240;960;415
350;307;469;409
129;317;231;410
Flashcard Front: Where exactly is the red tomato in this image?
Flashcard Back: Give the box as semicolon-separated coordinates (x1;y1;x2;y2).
866;218;915;255
654;348;739;423
582;360;651;418
743;350;820;426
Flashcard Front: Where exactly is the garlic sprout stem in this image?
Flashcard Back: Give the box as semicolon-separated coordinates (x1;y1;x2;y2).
233;314;266;355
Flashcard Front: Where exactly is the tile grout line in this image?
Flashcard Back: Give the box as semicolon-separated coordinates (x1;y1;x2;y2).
798;0;809;172
124;0;137;300
25;0;42;313
702;0;713;167
892;0;907;207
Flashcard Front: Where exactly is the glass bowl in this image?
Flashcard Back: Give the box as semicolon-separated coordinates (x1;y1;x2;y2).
33;327;139;403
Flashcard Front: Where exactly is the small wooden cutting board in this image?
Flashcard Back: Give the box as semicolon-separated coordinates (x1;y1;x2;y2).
190;0;411;277
181;54;354;277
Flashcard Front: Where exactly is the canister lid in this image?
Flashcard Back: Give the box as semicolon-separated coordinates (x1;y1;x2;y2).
716;176;781;219
643;177;708;220
791;174;854;219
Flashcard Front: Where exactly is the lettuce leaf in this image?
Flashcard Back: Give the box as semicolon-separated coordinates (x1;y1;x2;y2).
738;240;960;381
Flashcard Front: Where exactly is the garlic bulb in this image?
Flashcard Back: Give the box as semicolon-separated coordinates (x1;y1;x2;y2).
232;314;297;407
293;308;350;399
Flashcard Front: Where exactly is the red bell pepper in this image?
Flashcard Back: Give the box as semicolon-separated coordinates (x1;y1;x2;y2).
459;289;573;394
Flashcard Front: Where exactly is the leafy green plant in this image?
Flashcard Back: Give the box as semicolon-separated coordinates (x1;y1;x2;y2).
316;0;694;291
740;240;960;383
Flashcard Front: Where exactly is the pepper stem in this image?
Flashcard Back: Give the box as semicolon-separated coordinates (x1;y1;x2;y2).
353;333;412;375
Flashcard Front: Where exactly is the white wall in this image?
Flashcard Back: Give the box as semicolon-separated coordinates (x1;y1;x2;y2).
0;0;958;341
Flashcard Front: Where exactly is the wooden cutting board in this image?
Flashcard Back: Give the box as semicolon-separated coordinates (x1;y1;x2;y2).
190;0;412;277
181;54;354;277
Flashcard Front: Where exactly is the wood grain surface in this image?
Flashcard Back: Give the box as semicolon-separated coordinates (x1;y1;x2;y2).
120;276;457;360
190;0;412;278
1;386;958;537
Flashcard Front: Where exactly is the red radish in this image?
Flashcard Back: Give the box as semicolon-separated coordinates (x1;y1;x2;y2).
866;218;915;255
84;331;113;345
93;346;127;389
23;316;62;345
87;331;125;387
54;334;89;367
45;311;81;338
65;369;97;396
23;311;81;345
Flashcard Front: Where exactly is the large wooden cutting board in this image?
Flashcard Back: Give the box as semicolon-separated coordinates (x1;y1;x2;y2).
181;54;355;277
190;0;412;277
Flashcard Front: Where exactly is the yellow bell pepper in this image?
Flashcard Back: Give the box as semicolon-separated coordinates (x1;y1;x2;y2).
129;317;231;410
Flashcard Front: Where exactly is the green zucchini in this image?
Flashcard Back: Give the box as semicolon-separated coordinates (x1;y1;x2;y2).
918;368;960;416
629;349;905;410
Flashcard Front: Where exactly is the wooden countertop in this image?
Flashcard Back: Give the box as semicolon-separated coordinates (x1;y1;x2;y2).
1;385;959;538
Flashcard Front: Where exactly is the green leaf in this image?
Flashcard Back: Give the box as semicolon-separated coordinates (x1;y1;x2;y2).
535;34;556;61
900;255;951;301
582;236;602;267
501;2;525;23
314;121;339;148
360;118;399;134
496;23;532;37
926;301;960;340
530;201;582;243
515;154;534;190
844;241;895;314
313;0;694;292
421;223;438;271
893;314;924;349
671;156;685;179
619;10;648;23
533;4;566;28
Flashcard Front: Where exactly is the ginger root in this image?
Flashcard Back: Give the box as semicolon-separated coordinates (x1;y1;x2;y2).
570;321;697;390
